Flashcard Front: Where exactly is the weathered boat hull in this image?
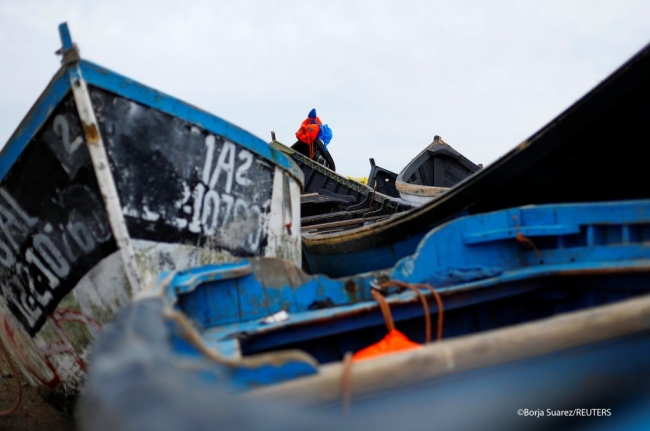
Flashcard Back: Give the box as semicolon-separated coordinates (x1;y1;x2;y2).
304;39;650;277
0;23;303;408
395;136;480;204
270;139;412;219
78;198;650;430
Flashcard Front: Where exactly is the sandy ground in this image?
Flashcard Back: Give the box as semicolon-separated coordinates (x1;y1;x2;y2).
0;354;78;431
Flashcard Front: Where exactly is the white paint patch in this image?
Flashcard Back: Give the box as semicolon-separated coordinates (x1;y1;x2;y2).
72;253;131;321
263;166;301;266
398;187;449;205
130;239;240;291
259;309;290;324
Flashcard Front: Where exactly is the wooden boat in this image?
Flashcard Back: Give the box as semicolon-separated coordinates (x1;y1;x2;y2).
367;158;399;198
269;136;415;226
395;135;481;204
77;198;650;430
0;23;303;410
303;38;650;278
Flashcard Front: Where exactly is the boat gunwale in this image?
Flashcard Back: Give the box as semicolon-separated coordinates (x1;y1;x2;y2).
78;61;303;186
1;52;305;187
270;139;372;198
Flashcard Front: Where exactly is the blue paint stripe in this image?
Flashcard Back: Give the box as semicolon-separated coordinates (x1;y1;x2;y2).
0;69;71;181
78;61;304;184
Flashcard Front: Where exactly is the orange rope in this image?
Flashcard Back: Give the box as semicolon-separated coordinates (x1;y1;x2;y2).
341;288;396;414
339;281;445;414
415;283;444;341
341;351;353;415
513;214;542;259
516;231;542;259
370;289;395;332
0;338;21;416
377;280;444;342
377;280;432;343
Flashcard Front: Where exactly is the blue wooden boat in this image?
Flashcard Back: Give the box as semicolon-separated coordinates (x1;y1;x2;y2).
0;23;303;410
78;198;650;430
303;38;650;277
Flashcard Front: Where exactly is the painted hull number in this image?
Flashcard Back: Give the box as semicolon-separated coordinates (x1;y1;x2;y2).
184;136;265;252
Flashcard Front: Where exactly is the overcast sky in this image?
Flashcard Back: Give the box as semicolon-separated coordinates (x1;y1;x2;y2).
2;1;650;178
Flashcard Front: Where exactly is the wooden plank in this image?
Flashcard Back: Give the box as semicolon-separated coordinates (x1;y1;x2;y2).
302;215;392;232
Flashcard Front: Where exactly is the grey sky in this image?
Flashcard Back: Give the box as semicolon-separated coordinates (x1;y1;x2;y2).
2;0;650;178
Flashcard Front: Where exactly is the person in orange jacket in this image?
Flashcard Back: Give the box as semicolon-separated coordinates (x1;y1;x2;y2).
291;108;336;171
